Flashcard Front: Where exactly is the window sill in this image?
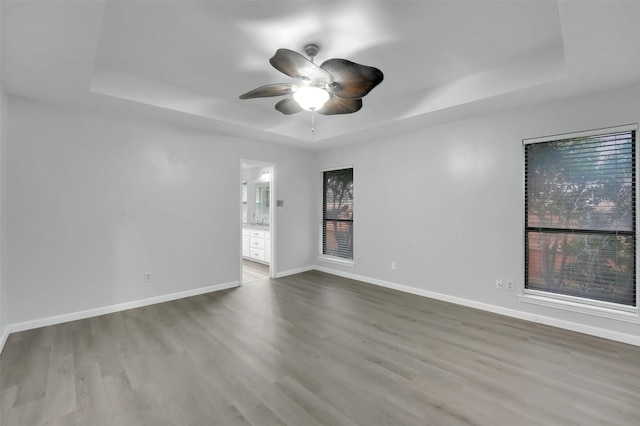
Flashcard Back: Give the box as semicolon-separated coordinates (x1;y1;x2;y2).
518;291;640;324
317;255;356;268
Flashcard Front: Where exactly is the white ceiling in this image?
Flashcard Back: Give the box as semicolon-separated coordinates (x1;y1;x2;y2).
2;1;640;150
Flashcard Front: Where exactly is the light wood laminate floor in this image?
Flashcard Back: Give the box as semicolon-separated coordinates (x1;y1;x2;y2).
2;271;639;425
242;259;270;283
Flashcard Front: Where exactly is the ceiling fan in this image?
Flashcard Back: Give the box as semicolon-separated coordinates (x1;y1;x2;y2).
239;44;384;115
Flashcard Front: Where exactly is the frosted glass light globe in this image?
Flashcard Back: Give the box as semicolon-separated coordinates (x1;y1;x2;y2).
293;86;330;111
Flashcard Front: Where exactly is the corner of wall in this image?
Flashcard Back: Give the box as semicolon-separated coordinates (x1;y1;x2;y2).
0;0;7;352
0;85;7;353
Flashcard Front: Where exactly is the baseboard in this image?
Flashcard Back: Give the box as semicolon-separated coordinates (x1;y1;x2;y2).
274;265;315;278
0;325;9;355
0;281;239;353
314;266;640;347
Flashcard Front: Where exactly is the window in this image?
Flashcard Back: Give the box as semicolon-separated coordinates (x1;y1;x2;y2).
524;125;637;308
322;168;353;260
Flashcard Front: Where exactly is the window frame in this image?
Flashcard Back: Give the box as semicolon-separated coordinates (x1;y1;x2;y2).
520;124;640;321
318;165;355;266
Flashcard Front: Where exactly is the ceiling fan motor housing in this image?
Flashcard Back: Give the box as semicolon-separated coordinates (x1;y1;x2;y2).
304;43;320;60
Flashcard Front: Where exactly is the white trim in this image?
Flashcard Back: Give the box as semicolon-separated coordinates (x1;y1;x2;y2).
320;164;354;173
523;288;638;313
274;265;315;278
269;165;276;278
319;165;355;263
0;281;239;353
522;122;640;320
314;266;640;347
240;159;276;282
523;123;638;145
239;162;245;286
0;326;9;355
518;292;640;324
317;255;355;267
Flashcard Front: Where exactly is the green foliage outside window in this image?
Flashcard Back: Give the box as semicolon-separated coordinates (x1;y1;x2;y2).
525;130;635;306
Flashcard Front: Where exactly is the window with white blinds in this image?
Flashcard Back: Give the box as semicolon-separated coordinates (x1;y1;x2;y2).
524;126;636;307
322;168;353;260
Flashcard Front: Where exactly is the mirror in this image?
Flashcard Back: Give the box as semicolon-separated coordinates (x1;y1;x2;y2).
254;182;270;225
241;164;271;226
242;181;248;223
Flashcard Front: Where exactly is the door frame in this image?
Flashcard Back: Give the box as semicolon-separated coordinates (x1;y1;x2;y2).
240;159;275;284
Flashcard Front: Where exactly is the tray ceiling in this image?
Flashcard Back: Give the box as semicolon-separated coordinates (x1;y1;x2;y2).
2;1;639;149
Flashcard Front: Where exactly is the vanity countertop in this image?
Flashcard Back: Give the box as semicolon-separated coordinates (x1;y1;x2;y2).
244;223;270;230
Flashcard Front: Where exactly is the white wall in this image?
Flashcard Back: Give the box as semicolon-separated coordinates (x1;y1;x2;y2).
5;96;317;326
317;83;640;341
3;82;639;346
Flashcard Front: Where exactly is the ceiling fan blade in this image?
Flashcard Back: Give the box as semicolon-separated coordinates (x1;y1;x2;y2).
270;49;334;85
317;96;362;115
275;98;303;115
320;58;384;99
239;83;296;99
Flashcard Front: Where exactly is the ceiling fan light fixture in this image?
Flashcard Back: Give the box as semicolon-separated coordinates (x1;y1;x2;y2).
239;46;383;117
293;86;330;111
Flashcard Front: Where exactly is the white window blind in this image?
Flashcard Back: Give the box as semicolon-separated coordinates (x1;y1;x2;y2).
322;168;353;260
524;127;636;306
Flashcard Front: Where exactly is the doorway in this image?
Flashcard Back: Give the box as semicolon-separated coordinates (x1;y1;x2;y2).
241;161;274;283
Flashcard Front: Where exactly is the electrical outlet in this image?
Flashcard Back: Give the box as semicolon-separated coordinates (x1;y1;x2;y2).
144;272;152;283
495;279;503;290
505;279;514;291
391;261;397;270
